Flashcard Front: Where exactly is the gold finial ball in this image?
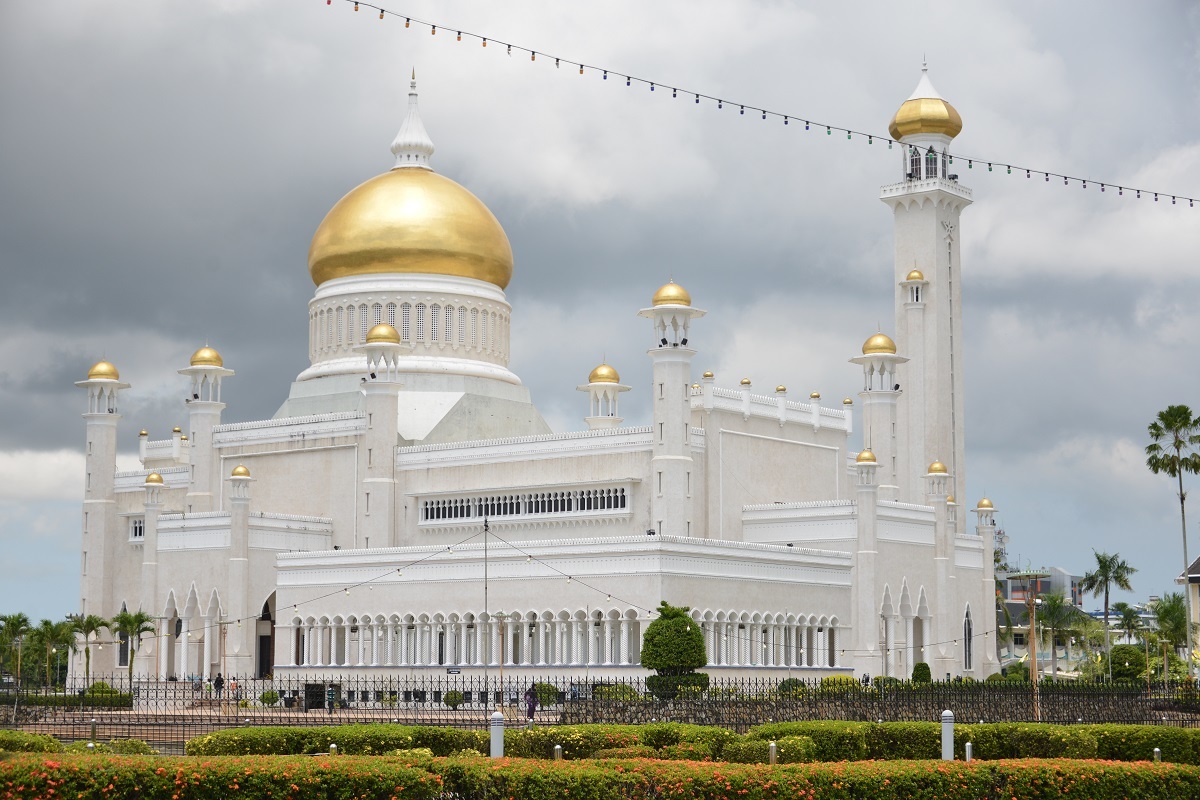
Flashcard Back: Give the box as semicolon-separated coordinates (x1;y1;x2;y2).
947;494;956;504
652;280;691;307
856;449;877;464
776;385;787;393
740;377;752;386
144;472;164;485
139;430;148;437
231;464;251;478
365;323;401;344
87;360;119;381
862;333;897;355
842;398;853;405
189;346;223;367
905;269;925;282
809;391;821;399
702;371;714;379
927;460;949;475
180;435;189;442
172;427;182;434
588;363;620;384
977;497;994;509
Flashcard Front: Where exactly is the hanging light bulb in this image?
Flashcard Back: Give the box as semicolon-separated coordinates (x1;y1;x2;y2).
482;38;487;46
671;88;676;97
739;105;744;115
405;18;410;27
968;160;973;169
1006;166;1011;174
566;576;572;584
344;588;350;595
602;70;607;79
431;26;436;35
530;52;536;61
626;77;631;87
650;83;655;91
846;130;850;139
987;163;992;172
507;45;512;55
826;127;831;135
763;111;767;120
784;117;789;126
457;32;462;41
353;2;358;11
526;555;531;563
606;594;612;602
867;136;872;144
379;10;383;19
580;65;584;75
555;58;559;67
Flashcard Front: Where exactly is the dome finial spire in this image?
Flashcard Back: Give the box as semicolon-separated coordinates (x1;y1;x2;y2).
391;68;435;169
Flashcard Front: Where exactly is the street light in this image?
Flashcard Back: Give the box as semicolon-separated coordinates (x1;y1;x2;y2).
52;648;61;688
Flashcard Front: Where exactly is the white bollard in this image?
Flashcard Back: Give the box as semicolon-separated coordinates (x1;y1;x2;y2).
941;710;954;761
329;744;337;756
490;711;505;758
965;742;972;762
554;744;563;761
768;741;777;765
1154;747;1161;763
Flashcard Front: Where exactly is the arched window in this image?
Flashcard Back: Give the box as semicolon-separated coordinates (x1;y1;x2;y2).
470;309;478;348
925;148;938;179
400;303;411;341
372;303;383;325
445;306;455;343
909;147;922;179
387;303;397;327
326;311;333;350
479;307;488;351
430;304;440;342
457;307;466;344
415;303;427;342
336;307;344;345
963;608;973;671
941;149;948;177
360;305;369;339
346;306;355;343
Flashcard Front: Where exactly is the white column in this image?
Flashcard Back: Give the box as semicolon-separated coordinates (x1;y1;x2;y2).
385;623;395;666
489;621;500;667
885;616;896;677
474;624;484;666
619;619;630;665
766;625;776;667
536;623;546;666
905;616;915;677
602;620;614;664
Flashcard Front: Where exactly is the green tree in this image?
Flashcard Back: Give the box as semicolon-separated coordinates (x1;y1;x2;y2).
0;613;31;682
28;619;76;686
1079;550;1137;680
1111;602;1143;645
108;609;155;690
1035;591;1086;677
1146;404;1200;676
1152;592;1191;655
640;602;708;698
69;614;110;687
1106;643;1147;681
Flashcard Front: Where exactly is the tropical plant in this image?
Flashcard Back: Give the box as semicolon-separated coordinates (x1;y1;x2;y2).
1079;550;1137;680
911;662;932;683
1152;592;1191;655
1146;404;1200;676
27;619;76;686
1035;591;1086;678
640;602;708;699
108;609;156;689
0;613;31;682
1110;602;1143;645
68;614;109;687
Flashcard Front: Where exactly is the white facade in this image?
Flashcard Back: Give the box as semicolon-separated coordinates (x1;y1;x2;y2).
75;69;999;683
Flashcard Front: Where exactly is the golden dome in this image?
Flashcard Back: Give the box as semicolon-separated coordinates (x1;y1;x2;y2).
231;465;251;478
702;371;714;379
139;430;148;437
977;497;994;509
810;391;821;399
927;460;949;475
308;168;514;288
856;449;877;464
588;363;620;383
189;346;223;367
862;333;897;355
144;472;164;485
691;383;701;389
172;427;182;434
905;269;925;281
740;378;752;386
652;280;691;307
842;398;853;405
947;494;956;504
888;68;963;140
365;323;401;344
180;435;189;442
776;385;787;393
87;360;119;381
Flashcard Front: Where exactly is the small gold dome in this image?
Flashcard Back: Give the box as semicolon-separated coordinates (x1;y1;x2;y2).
862;333;897;355
905;269;925;281
652;280;691;307
180;435;189;442
308;168;514;288
87;360;119;381
740;378;752;386
809;391;821;399
977;497;994;509
144;472;164;485
843;398;853;405
928;460;949;475
947;494;956;504
365;323;401;344
588;363;620;383
172;427;182;434
231;465;251;478
189;346;223;367
856;449;877;464
691;383;701;389
139;430;148;437
702;371;714;379
776;385;787;393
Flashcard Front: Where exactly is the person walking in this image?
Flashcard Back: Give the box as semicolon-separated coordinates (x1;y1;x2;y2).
213;673;225;699
523;686;537;722
326;684;336;715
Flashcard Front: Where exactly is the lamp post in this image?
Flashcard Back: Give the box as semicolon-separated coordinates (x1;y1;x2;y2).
52;648;60;688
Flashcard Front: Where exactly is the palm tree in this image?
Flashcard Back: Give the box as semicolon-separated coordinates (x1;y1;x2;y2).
1036;591;1086;677
69;614;110;687
1153;592;1191;655
1079;550;1137;681
28;619;77;687
1147;404;1200;677
108;610;155;690
1111;601;1143;645
0;613;31;683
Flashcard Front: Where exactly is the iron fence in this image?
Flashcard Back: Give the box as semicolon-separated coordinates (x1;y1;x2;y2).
3;673;1198;753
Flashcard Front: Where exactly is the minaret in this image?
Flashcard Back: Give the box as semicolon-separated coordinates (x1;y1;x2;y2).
925;460;956;677
638;281;704;537
576;362;630;429
76;361;130;628
179;346;234;514
973;496;999;673
849;333;908;500
881;65;971;526
851;449;881;666
225;464;254;676
356;323;405;548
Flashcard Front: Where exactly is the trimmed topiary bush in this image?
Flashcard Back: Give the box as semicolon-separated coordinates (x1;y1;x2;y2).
641;601;708;700
593;683;641;701
258;690;279;707
747;721;868;762
532;682;560;707
912;662;932;683
776;677;807;697
442;690;465;710
0;731;63;753
107;739;158;755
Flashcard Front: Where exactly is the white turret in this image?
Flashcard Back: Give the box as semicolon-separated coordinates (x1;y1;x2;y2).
391;71;435;169
179;345;234;514
355;324;404;548
850;333;908;500
577;362;630;429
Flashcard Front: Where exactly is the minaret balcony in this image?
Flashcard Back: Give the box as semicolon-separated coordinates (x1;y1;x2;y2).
880;176;973;201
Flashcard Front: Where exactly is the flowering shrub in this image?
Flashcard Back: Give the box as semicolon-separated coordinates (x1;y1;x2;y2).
0;731;62;753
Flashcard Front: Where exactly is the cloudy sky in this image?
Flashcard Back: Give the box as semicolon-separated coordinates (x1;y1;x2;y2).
1;1;1198;621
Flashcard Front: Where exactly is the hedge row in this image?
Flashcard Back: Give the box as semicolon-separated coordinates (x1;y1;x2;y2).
0;692;133;708
0;730;158;755
4;753;1200;799
185;720;1200;764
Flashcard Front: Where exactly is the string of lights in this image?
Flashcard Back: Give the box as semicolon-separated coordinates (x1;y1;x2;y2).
323;0;1196;209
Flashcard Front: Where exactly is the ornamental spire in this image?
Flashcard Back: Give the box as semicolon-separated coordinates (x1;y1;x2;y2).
390;69;435;169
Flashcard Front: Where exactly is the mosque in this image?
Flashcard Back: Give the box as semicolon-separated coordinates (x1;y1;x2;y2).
76;67;1000;684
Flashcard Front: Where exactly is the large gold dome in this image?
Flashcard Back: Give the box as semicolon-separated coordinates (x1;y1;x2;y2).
308;168;514;289
888;67;963;140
